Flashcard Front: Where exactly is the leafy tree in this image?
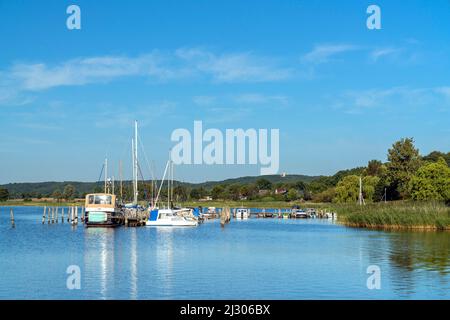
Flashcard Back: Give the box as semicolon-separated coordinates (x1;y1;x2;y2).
312;187;336;203
365;160;384;176
333;175;360;203
52;189;63;202
293;180;307;192
173;185;188;202
410;157;450;201
211;185;225;200
308;177;334;194
0;188;9;201
256;178;272;191
227;184;242;201
63;184;76;200
286;189;298;201
422;151;450;166
363;176;380;202
386;138;422;198
190;187;206;200
333;175;380;203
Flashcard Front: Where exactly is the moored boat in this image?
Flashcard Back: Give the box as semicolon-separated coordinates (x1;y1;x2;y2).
235;208;250;219
146;208;198;227
84;193;123;227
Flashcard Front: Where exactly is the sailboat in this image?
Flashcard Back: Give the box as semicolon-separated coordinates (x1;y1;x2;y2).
146;158;198;227
123;120;147;220
84;158;123;227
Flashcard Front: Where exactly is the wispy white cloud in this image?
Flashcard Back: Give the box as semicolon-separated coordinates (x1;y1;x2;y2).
233;93;289;106
332;86;450;114
193;95;216;106
0;48;292;105
370;47;402;62
176;48;292;82
301;44;360;64
93;100;176;128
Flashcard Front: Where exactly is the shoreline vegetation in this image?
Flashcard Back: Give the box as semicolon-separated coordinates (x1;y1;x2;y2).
1;199;448;231
1;138;449;231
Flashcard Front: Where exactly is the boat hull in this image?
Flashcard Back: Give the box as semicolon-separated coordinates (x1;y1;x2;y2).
145;220;198;227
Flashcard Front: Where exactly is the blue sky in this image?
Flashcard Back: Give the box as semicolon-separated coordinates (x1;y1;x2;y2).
0;0;449;183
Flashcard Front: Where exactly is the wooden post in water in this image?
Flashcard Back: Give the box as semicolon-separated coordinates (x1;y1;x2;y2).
220;207;231;227
61;207;64;223
10;208;15;228
70;207;74;225
74;206;78;224
52;207;55;224
55;207;58;223
80;207;84;222
42;206;46;224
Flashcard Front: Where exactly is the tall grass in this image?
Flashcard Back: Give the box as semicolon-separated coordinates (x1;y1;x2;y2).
330;201;450;231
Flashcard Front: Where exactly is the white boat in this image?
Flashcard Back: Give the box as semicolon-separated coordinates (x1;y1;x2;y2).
235;208;250;219
146;209;198;227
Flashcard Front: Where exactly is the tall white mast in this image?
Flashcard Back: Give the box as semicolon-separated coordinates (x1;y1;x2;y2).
133;120;138;205
131;138;135;203
104;158;108;193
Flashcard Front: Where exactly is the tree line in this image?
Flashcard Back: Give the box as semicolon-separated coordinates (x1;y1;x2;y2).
0;138;448;204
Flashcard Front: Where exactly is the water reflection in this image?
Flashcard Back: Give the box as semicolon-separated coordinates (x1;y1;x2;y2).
388;231;450;275
387;231;450;297
155;228;175;298
130;228;137;299
84;228;115;299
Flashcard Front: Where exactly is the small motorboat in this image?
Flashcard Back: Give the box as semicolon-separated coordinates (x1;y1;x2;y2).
146;209;198;227
235;208;250;219
291;209;308;219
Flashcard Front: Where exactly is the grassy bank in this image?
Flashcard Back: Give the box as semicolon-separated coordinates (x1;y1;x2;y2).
0;200;83;207
330;201;450;231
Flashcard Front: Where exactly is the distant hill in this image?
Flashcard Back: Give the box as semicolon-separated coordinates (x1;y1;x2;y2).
1;174;321;198
195;174;321;189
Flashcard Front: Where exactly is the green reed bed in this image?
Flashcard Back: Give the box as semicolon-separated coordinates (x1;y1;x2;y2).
331;201;450;231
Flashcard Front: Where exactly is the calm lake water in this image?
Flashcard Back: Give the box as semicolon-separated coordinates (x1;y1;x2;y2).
0;206;449;299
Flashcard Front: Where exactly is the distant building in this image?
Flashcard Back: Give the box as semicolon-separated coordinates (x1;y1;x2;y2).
274;188;288;195
258;190;270;196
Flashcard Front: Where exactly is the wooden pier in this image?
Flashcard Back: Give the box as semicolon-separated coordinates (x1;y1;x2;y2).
122;208;148;227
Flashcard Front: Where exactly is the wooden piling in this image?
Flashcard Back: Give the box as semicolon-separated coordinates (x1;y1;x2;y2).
220;207;231;227
70;207;74;225
51;207;55;224
61;207;64;223
42;206;46;224
75;206;78;224
55;207;59;223
10;208;15;228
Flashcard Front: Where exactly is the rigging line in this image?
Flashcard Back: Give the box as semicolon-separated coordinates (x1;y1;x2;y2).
137;162;151;201
97;163;105;183
153;160;170;210
137;131;156;182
